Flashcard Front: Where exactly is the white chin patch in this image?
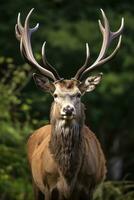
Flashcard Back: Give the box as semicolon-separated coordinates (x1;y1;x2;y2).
61;115;74;120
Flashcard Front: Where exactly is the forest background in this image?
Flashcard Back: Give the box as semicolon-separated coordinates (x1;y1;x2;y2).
0;0;134;199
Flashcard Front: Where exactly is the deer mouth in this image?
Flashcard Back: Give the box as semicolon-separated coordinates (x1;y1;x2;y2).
61;114;76;120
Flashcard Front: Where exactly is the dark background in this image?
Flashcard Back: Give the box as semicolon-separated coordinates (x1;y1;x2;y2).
0;0;134;199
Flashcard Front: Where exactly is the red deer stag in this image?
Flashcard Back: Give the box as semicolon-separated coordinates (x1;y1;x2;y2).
15;9;124;200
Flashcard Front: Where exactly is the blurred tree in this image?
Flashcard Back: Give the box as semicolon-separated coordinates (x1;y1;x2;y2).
0;0;134;199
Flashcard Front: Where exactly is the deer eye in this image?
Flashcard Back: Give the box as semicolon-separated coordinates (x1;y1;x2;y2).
54;94;58;98
77;93;81;98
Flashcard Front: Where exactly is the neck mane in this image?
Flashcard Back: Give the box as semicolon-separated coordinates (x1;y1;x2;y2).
49;118;84;182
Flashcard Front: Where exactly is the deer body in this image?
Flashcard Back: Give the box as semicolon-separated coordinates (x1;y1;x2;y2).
15;8;124;200
27;79;106;200
27;81;106;200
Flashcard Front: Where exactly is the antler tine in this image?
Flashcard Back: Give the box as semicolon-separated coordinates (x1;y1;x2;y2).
110;17;124;39
15;13;23;40
74;43;90;80
21;9;39;59
83;35;122;70
95;9;111;61
74;9;124;80
15;8;60;81
41;42;61;80
98;10;124;43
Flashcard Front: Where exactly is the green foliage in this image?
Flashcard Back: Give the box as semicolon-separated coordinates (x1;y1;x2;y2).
94;181;134;200
0;0;134;199
0;56;33;199
0;57;31;119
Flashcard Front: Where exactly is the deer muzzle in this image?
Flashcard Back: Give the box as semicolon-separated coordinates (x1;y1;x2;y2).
61;105;76;120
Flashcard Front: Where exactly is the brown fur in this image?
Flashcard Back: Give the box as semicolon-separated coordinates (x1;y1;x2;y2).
27;124;106;200
57;80;76;89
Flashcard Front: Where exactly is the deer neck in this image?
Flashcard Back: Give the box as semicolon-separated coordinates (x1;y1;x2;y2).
49;105;84;181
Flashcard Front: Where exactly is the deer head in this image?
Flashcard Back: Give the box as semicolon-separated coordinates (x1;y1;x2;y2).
15;8;124;122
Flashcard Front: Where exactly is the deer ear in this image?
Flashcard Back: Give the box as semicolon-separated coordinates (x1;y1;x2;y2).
33;73;55;93
79;73;103;93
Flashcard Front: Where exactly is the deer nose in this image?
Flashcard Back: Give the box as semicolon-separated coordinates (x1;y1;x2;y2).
63;105;74;116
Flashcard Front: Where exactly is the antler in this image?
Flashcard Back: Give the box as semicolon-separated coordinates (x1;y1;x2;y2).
15;8;61;81
74;9;124;80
